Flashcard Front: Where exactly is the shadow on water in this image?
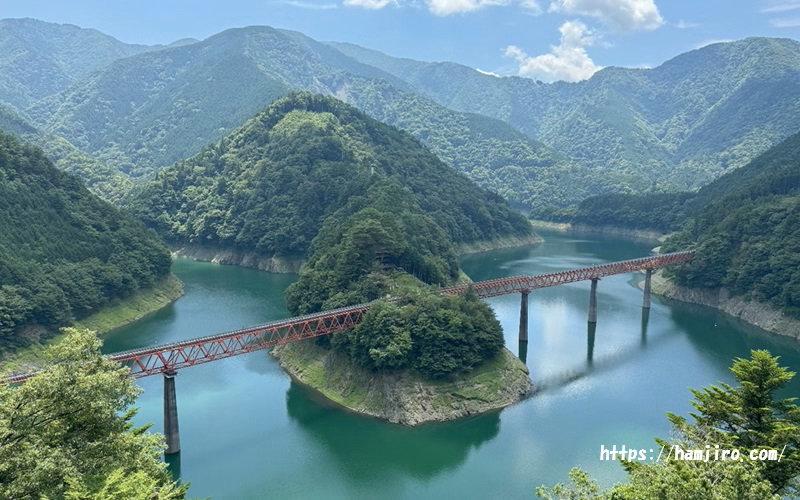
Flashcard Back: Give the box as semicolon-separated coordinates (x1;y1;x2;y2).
284;382;501;482
528;312;677;396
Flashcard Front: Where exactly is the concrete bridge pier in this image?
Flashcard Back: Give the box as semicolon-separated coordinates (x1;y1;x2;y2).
164;370;180;455
588;278;599;323
519;290;529;342
642;269;653;309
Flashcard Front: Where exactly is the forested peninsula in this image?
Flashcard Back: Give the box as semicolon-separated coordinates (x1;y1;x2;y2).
130;92;537;422
0;132;181;360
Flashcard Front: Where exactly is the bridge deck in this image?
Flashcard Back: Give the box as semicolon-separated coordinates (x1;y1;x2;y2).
1;251;693;383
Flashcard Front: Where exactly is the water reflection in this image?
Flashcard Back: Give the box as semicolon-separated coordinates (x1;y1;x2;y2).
586;322;596;366
640;308;650;347
285;382;501;481
518;340;528;364
165;452;181;480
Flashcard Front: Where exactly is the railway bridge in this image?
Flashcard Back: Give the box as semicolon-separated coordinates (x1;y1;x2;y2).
3;250;694;454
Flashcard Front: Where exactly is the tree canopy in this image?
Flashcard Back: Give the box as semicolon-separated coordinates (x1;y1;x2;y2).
0;132;172;351
0;328;186;499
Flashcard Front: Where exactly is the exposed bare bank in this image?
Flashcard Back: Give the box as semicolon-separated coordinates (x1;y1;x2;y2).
646;271;800;340
271;341;532;425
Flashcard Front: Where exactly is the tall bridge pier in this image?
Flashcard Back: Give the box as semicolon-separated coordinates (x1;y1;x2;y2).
0;250;696;456
642;269;652;309
519;290;529;342
588;278;599;323
164;371;180;455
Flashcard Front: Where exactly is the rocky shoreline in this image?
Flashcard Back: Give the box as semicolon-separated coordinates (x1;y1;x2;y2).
173;232;544;274
645;271;800;340
172;245;303;273
271;341;532;425
529;220;667;242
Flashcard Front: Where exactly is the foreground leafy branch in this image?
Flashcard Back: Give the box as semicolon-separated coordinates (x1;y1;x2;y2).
0;328;187;499
537;349;799;499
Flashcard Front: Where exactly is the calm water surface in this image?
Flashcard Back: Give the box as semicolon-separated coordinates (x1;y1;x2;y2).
101;230;800;499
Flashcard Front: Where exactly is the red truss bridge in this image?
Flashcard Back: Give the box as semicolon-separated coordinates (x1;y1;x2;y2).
1;250;693;385
441;251;694;298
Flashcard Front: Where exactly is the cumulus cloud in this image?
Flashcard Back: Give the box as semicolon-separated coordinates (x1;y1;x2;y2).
425;0;508;16
343;0;394;9
475;68;501;76
504;20;602;82
549;0;663;32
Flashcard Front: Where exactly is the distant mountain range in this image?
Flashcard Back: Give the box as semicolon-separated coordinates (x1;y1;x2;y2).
2;18;800;211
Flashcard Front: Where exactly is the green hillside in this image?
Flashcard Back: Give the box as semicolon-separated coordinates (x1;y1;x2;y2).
0;18;156;109
334;38;800;200
0;103;131;202
0;132;171;350
573;130;800;318
22;24;582;210
131;92;533;257
662;131;800;317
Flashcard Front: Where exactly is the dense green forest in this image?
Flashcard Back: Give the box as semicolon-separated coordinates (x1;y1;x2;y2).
6;21;800;212
131;92;533;257
0;103;131;202
568;130;800;318
335;38;800;202
0;132;171;350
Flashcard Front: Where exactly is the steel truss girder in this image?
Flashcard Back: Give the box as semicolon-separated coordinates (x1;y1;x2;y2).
2;251;693;384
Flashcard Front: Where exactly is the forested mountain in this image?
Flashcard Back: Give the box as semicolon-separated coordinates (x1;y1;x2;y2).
572;130;800;318
131;92;533;258
333;38;800;197
19;24;586;210
662;130;800;318
0;103;131;202
8;20;800;213
0;132;171;350
0;18;158;110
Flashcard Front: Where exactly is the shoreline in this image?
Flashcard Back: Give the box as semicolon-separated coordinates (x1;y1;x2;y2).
271;341;532;425
642;270;800;341
173;232;545;274
529;220;668;243
0;274;184;371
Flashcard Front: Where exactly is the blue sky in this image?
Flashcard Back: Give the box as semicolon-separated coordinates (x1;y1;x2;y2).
2;0;799;81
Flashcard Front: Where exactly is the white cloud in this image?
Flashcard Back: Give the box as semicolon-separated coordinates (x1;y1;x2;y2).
761;0;800;13
549;0;663;32
343;0;394;9
284;0;339;8
520;0;543;14
504;20;602;82
675;19;698;29
425;0;508;15
770;16;800;26
475;68;501;76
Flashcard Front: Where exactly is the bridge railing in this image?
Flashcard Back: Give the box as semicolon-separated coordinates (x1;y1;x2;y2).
441;251;694;299
1;251;693;383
